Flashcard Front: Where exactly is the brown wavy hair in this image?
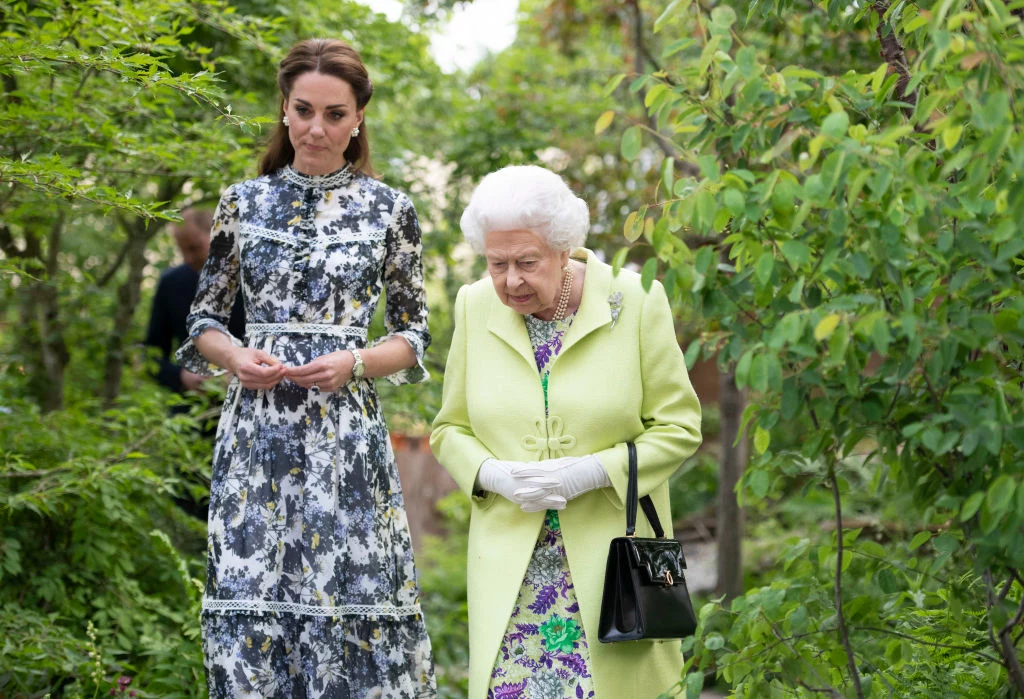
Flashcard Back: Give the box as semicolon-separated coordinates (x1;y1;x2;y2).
259;39;375;177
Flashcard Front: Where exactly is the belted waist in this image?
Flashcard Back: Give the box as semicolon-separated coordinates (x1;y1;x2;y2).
247;322;367;339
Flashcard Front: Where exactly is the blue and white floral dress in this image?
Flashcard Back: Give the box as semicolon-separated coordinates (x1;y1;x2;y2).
177;164;436;698
488;313;596;699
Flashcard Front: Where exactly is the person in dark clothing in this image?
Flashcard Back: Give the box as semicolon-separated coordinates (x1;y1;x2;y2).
146;208;245;394
145;207;244;520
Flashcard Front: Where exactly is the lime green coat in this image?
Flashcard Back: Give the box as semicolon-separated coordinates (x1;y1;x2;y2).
430;249;703;699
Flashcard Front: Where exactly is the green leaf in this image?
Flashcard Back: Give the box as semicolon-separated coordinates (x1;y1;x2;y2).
661;157;674;196
611;247;629;274
814;314;841;341
694;246;715;275
684;339;701;369
602;73;627;98
941;124;963;150
788;276;805;304
870;63;888;92
684;671;704;699
822;110;850;139
711;5;737;27
755;253;774;286
780;240;811;267
640;257;658;291
960;491;985;521
736;46;756;78
655;0;690;32
723;187;745;215
753;426;771;455
704;633;725;650
986;475;1016;516
595;110;615;135
877;568;902;594
621;126;642;161
735;349;754;389
748;467;770;497
908;531;931;550
623;211;641;242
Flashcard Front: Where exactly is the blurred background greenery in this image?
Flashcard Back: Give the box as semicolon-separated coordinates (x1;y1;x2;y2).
3;0;1022;697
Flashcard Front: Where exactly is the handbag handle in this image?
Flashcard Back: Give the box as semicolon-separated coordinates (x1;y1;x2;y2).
625;441;666;539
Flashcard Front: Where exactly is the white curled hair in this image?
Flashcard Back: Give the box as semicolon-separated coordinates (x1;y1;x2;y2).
460;165;590;254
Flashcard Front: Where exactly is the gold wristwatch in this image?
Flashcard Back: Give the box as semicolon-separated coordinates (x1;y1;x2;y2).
351;349;365;379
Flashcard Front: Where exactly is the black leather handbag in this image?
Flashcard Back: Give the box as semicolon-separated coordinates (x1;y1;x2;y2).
598;442;698;642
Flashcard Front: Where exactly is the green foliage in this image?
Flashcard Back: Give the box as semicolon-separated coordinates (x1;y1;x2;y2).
0;368;209;696
669;451;719;524
0;0;469;692
418;492;472;698
629;0;1024;694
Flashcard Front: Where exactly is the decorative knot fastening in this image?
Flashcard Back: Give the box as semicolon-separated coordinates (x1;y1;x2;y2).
520;416;577;458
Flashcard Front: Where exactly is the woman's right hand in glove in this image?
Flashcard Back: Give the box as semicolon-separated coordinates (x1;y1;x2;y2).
477;459;567;512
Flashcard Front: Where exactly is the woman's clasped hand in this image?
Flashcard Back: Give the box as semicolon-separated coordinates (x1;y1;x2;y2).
228;349;358;393
478;454;611;511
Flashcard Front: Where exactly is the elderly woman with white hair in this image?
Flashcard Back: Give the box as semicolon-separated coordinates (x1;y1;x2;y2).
431;165;702;699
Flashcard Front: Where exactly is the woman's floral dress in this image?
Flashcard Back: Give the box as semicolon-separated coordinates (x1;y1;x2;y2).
487;313;596;699
176;164;436;698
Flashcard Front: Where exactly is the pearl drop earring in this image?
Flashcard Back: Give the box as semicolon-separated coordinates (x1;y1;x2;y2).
282;116;290;127
351;126;360;138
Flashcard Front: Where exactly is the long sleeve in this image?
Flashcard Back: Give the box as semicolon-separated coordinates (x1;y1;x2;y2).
144;276;184;392
175;186;244;374
430;285;496;499
593;280;703;505
374;193;430;385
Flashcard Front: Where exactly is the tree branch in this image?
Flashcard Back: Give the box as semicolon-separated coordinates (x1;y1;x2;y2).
853;626;999;662
0;221;25;258
624;0;699;174
45;207;66;278
96;238;133;288
985;568;1024;694
873;1;918;117
999;586;1024;638
831;463;865;698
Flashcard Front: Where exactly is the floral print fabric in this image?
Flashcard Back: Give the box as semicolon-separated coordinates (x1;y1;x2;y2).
488;314;594;699
177;164;435;698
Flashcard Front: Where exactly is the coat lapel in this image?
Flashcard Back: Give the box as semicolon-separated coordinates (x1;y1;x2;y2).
486;248;613;366
486;294;537;369
561;249;613;355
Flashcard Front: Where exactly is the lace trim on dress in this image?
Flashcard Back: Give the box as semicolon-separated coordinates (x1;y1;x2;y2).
240;224;387;247
247;323;368;338
321;231;387;245
371;330;429;386
239;223;299;246
176;319;241;376
283;164;354;190
203;598;423;618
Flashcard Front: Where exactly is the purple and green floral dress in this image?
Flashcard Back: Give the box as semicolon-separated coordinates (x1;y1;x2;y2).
487;313;596;699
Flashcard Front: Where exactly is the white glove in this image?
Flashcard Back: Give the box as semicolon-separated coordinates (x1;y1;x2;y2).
477;459;567;511
514;454;610;504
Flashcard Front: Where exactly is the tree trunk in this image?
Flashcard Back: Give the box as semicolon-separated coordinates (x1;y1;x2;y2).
987;567;1024;695
16;210;69;412
716;368;747;600
33;281;69;412
101;236;150;404
100;180;181;404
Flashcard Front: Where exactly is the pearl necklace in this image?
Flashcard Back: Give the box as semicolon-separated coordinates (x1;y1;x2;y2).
553;262;575;321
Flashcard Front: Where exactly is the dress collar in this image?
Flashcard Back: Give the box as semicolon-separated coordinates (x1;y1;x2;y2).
282;163;354;189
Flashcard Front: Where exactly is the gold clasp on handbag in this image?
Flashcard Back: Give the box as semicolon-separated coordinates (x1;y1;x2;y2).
663;570;674;586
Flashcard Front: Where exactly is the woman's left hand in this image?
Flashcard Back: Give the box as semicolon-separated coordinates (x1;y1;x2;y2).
516;454;611;503
286;351;355;392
